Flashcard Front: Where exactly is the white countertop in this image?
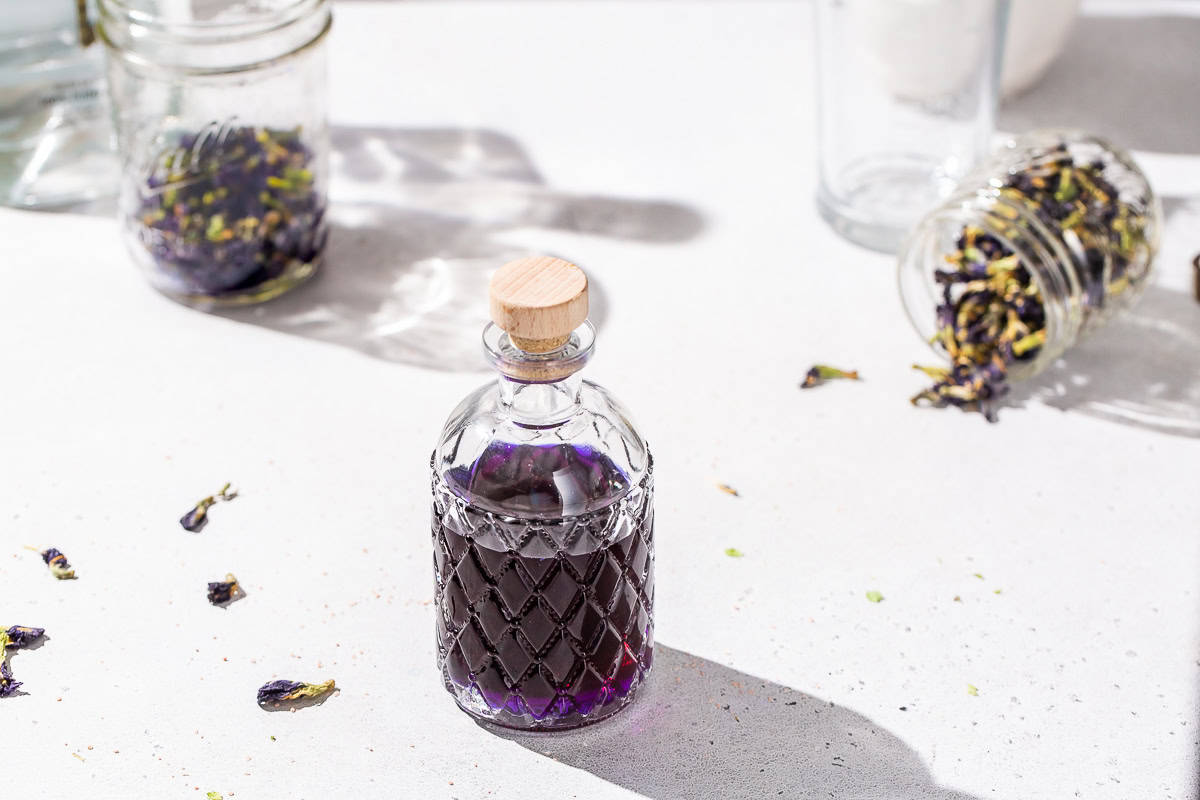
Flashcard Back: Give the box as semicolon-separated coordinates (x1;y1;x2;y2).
3;2;1198;799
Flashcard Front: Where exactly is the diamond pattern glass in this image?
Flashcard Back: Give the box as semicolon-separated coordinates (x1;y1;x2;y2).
432;462;654;730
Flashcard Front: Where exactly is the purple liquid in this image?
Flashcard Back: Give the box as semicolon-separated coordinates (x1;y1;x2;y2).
433;443;654;729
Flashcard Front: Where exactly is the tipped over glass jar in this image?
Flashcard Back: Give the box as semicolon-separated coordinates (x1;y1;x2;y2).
98;0;330;307
898;129;1162;421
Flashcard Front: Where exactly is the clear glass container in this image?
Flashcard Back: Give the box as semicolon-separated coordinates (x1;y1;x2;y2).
97;0;330;307
431;320;654;730
898;129;1161;385
0;1;118;207
815;0;1008;253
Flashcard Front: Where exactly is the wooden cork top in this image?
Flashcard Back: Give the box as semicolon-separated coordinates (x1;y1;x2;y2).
489;256;589;353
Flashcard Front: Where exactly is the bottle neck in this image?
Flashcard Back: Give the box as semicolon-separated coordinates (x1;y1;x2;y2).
498;373;583;426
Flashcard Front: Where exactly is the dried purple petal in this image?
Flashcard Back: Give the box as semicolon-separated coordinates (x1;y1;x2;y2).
0;627;41;697
800;364;860;389
0;658;19;697
207;573;242;606
4;626;45;649
25;546;76;580
257;678;336;705
180;482;237;532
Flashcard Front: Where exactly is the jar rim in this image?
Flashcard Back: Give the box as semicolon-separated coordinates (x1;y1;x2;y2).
96;0;330;74
97;0;325;36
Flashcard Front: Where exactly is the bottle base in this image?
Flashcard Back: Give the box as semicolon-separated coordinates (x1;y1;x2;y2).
817;153;957;253
446;676;645;732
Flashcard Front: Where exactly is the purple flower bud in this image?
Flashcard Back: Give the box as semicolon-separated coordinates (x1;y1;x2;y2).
4;626;45;649
257;678;336;705
207;574;242;606
0;659;20;697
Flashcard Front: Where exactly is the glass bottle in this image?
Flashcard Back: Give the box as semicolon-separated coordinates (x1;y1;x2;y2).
431;256;654;730
97;0;330;307
815;0;1008;253
0;0;118;207
898;129;1161;393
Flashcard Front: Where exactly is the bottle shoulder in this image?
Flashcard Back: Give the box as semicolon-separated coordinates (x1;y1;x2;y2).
432;379;650;519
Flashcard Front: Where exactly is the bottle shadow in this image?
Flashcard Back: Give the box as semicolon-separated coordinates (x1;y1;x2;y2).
489;645;978;800
1008;284;1200;438
213;126;704;372
1000;14;1200;154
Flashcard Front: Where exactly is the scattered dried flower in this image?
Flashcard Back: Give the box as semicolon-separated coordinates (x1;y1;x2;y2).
25;546;76;580
865;590;884;603
1;626;45;697
257;678;336;705
4;626;45;648
716;483;740;497
180;482;238;532
207;573;243;606
724;547;745;558
967;684;979;697
801;364;860;389
0;659;19;697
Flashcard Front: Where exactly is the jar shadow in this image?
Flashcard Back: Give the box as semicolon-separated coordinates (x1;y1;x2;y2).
1009;284;1200;438
1000;14;1200;155
488;644;980;800
213;126;704;372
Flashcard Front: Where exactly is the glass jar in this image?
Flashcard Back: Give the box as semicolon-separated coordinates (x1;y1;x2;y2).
898;129;1162;417
431;257;654;731
815;0;1008;253
97;0;330;306
0;1;118;207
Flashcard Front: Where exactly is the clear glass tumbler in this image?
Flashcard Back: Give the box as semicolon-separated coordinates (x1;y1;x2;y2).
815;0;1009;253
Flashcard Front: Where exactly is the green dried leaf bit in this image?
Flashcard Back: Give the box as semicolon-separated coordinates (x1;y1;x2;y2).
801;364;860;389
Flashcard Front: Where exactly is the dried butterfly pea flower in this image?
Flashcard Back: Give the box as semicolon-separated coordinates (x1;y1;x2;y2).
801;364;860;389
207;573;242;606
4;626;45;648
257;678;336;705
0;658;19;697
136;125;325;298
911;148;1152;421
25;546;76;580
0;626;45;698
180;482;237;532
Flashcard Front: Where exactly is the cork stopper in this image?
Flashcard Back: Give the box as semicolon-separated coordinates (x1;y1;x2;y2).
489;256;589;353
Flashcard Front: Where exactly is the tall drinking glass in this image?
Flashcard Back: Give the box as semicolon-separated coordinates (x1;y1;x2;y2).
815;0;1008;252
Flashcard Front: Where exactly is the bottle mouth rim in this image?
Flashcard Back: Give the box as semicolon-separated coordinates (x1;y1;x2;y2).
483;320;595;383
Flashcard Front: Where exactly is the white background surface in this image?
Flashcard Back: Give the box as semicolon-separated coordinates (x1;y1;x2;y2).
2;2;1199;799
